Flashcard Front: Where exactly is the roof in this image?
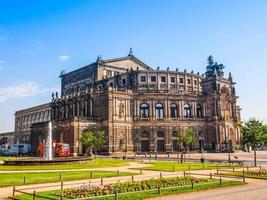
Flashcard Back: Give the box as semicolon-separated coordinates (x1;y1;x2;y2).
60;55;154;78
100;55;154;71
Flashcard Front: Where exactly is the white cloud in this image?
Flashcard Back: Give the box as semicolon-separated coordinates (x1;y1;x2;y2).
0;82;58;103
59;55;70;61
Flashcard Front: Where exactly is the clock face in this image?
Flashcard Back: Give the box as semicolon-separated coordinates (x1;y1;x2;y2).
221;86;228;95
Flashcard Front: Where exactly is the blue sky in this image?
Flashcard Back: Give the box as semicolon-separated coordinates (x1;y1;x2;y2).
0;0;267;132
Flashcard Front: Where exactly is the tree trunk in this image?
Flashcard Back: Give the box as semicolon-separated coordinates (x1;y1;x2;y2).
254;145;257;167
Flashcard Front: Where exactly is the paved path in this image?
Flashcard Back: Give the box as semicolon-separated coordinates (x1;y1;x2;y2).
0;162;152;173
151;179;267;200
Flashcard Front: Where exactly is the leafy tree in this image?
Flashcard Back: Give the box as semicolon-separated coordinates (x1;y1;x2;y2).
183;127;197;153
92;130;106;155
80;130;106;157
80;130;94;156
240;118;267;166
174;127;197;162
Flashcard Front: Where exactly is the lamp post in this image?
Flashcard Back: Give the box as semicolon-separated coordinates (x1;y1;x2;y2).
227;137;231;163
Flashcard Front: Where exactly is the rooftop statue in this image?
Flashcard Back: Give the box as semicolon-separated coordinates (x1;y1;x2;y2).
205;55;225;77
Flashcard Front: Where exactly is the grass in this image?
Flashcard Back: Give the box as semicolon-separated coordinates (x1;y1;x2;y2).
14;179;243;200
137;161;239;172
0;170;135;187
0;158;130;171
222;171;267;180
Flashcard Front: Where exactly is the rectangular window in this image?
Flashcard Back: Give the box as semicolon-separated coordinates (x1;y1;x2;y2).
114;71;120;76
194;80;197;85
170;77;176;83
140;76;146;82
109;82;113;87
187;79;191;84
161;76;166;82
122;79;126;85
106;70;112;77
179;78;184;84
150;76;156;82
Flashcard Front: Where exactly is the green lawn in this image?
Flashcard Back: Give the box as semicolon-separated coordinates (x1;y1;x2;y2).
0;170;134;187
14;179;243;200
0;158;130;171
138;161;238;172
222;171;267;180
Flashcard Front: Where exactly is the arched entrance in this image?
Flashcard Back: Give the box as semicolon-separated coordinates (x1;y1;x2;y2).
157;131;165;152
141;131;150;152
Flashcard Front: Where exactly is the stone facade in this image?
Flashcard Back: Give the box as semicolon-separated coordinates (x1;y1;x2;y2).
30;53;241;155
15;103;51;143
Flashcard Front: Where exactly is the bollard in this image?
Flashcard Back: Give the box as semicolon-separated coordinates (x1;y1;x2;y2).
216;164;219;174
33;190;36;200
24;176;26;185
101;177;103;186
115;190;118;200
191;179;194;189
157;185;161;195
173;166;175;172
219;178;222;186
260;165;262;170
140;168;142;174
12;186;15;197
243;169;246;183
247;165;249;171
188;165;191;171
183;171;186;177
60;173;62;181
160;172;162;179
90;171;93;178
117;170;120;176
131;175;134;182
61;181;63;190
233;166;235;172
210;172;212;179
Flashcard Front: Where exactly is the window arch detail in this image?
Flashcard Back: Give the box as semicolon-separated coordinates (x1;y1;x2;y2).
170;103;178;118
184;104;191;118
155;103;164;119
140;103;149;118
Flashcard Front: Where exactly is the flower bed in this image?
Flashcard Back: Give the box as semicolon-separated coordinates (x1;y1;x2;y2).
246;169;267;176
57;176;215;199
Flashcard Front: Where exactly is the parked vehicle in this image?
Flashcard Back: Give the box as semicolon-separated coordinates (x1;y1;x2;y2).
9;143;31;155
54;143;70;157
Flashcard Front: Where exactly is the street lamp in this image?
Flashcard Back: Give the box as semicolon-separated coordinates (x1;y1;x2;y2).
226;137;231;163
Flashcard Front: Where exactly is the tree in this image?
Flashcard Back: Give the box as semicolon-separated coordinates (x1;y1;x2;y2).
240;118;267;166
174;127;197;163
80;130;94;156
92;130;105;155
183;127;197;154
80;130;106;157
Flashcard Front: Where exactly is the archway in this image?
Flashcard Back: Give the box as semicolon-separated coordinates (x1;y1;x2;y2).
157;131;165;152
141;131;150;152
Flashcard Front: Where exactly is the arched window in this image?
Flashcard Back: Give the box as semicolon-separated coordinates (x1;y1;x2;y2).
155;103;164;119
141;131;149;138
184;104;191;118
140;103;149;118
196;104;203;118
170;103;178;118
172;131;179;138
157;131;164;137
